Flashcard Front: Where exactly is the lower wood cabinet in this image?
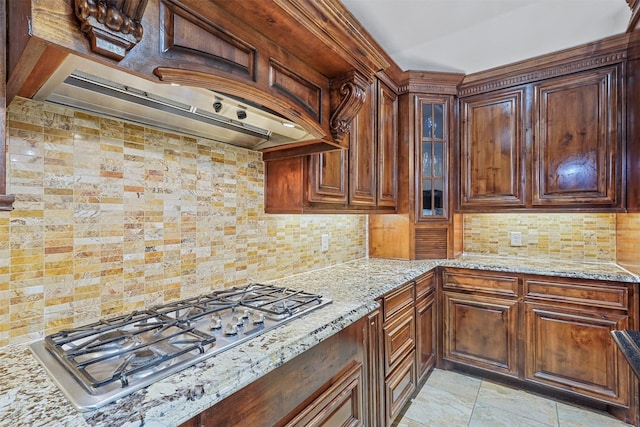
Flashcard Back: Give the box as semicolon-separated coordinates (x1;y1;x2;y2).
438;268;637;425
442;269;520;377
523;277;632;408
380;281;416;426
443;291;519;377
179;315;370;427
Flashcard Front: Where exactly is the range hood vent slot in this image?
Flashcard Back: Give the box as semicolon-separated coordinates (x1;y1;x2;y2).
34;55;314;150
58;71;271;141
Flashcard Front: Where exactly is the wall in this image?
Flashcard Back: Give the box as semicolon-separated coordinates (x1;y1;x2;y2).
617;213;640;275
0;98;367;346
463;213;617;262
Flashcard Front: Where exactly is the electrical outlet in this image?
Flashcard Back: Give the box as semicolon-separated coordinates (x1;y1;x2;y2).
510;231;522;247
321;234;329;252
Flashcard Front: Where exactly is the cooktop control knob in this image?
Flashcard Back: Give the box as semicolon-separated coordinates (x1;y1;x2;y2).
242;309;251;319
224;324;239;336
232;315;244;327
252;313;265;324
210;316;222;330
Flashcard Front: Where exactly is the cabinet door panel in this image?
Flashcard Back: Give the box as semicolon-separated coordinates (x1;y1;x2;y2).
309;149;348;203
376;81;398;207
524;302;629;405
532;66;619;207
443;292;519;377
460;88;526;208
349;82;377;206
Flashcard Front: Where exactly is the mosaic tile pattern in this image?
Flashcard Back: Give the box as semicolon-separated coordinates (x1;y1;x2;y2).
463;213;617;262
0;97;367;346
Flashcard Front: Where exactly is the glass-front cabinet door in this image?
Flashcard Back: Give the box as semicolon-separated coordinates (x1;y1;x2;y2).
417;97;449;221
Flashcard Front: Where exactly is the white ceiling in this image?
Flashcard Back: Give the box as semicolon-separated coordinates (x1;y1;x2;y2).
341;0;632;74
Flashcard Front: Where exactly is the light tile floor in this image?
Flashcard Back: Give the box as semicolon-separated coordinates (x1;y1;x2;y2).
393;369;634;427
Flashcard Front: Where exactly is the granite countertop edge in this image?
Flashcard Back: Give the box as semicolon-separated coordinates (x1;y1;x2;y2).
1;255;638;427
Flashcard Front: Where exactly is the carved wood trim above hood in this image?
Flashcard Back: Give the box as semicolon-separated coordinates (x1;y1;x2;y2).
74;0;149;60
6;0;391;160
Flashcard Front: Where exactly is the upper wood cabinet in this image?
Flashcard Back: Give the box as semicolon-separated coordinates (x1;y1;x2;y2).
457;35;627;212
369;71;464;260
265;78;398;213
532;67;620;208
460;87;527;209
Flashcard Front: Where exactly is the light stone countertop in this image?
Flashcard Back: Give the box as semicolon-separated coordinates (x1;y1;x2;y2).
1;256;637;427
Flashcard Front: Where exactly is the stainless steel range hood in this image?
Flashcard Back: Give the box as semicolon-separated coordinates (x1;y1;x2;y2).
33;55;314;150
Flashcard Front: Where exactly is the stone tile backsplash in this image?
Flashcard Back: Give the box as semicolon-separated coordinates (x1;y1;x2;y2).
0;98;366;346
463;213;617;262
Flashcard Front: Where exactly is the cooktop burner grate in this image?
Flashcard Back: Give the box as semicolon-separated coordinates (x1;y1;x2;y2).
30;283;331;411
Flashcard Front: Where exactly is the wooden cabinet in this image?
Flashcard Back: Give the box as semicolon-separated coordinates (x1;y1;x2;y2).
457;38;627;212
524;277;632;408
532;67;620;207
369;72;464;260
265;78;397;213
179;315;371;427
460;87;527;209
415;271;436;382
380;282;416;426
437;267;636;424
441;269;520;378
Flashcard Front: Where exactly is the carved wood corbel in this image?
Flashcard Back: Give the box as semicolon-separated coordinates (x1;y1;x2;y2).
74;0;149;60
329;70;370;143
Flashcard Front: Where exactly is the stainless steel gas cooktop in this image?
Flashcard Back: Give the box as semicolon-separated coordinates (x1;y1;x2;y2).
30;283;331;411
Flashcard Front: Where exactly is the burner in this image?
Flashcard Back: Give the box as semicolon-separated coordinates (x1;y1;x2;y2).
273;300;296;313
129;349;162;367
95;330;135;345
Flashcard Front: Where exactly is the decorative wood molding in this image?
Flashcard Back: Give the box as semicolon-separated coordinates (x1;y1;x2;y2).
329;70;370;142
398;71;464;95
459;36;628;97
273;0;390;76
74;0;149;60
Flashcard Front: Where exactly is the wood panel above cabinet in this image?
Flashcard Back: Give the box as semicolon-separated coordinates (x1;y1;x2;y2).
265;77;398;213
457;34;628;212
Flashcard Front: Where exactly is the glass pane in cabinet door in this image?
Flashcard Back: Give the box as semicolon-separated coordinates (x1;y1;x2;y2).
433;179;444;216
422;104;433;139
422;180;434;216
433;142;444;177
434;104;444;139
422;142;432;177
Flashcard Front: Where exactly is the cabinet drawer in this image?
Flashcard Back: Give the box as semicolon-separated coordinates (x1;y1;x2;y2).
383;283;415;321
524;278;629;311
383;308;416;375
415;271;435;299
384;352;416;426
443;269;519;297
